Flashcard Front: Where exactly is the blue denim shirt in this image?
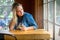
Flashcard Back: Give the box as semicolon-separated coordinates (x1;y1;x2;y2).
14;12;38;29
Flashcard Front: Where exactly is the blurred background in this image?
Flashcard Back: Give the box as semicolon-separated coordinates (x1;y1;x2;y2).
0;0;60;40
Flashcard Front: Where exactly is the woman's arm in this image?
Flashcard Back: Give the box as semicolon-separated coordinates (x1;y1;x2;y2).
26;13;38;30
9;19;16;30
19;25;34;31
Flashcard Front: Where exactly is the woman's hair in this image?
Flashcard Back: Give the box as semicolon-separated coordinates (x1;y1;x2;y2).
11;2;23;24
12;2;22;10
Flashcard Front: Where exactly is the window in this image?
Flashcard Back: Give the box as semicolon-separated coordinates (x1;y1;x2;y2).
43;0;54;38
0;0;14;30
55;0;60;25
55;0;60;40
43;0;60;40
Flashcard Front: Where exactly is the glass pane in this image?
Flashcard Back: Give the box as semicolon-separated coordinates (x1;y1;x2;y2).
44;20;48;31
0;0;3;6
0;7;4;18
48;22;53;38
0;0;14;30
43;4;48;19
48;2;54;22
7;0;14;6
55;25;60;40
56;17;60;24
56;0;60;16
43;0;47;3
43;4;48;30
0;6;12;18
56;0;60;25
48;0;54;2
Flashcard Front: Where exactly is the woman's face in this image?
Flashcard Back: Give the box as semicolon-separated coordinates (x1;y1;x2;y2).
16;5;24;16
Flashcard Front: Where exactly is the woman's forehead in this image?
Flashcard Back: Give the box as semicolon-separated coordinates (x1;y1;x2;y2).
16;6;23;10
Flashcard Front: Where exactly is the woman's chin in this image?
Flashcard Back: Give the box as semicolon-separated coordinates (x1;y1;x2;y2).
19;14;24;16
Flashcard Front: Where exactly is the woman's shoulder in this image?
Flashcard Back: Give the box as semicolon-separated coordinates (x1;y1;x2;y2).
24;12;32;16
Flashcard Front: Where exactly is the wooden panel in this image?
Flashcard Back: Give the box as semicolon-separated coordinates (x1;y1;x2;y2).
4;35;15;40
35;0;43;29
14;0;35;15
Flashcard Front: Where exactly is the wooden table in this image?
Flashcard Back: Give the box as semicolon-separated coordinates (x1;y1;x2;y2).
4;29;50;40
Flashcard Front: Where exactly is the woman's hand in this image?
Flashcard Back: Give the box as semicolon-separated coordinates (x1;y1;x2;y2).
17;24;34;31
20;26;28;31
17;24;28;31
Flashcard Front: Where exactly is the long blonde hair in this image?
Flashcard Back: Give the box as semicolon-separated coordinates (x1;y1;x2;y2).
12;9;17;24
12;2;23;24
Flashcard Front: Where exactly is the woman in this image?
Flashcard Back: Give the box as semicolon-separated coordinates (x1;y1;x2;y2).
9;2;38;31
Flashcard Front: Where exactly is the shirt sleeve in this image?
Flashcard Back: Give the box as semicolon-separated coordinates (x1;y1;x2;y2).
26;13;38;29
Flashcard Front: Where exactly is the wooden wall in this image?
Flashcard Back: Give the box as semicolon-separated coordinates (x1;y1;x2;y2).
14;0;43;29
15;0;35;16
35;0;43;29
